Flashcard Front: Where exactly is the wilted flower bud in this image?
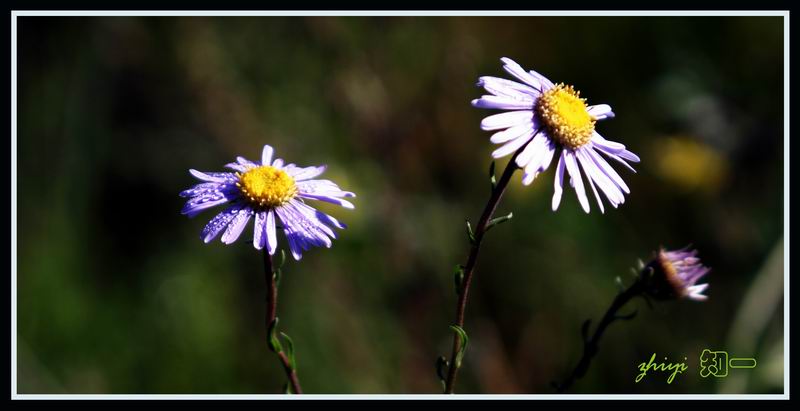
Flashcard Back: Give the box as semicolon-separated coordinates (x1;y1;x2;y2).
641;247;710;301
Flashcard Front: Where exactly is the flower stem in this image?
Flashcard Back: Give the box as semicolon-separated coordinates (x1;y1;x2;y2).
555;278;644;393
443;150;522;394
263;249;303;394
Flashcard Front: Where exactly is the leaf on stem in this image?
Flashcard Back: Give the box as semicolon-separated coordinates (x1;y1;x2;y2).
615;276;625;293
449;325;469;369
465;219;476;245
614;309;638;321
486;212;513;232
268;318;283;353
453;264;465;294
274;249;286;289
489;161;497;190
278;249;287;269
436;355;449;390
280;332;297;370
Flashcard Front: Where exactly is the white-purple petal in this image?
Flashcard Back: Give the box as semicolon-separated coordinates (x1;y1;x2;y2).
472;95;535;111
587;104;615;120
587;147;631;194
311;207;346;230
279;202;331;245
266;210;277;255
478;76;541;98
594;148;638;173
500;57;543;90
577;148;624;206
489;122;535;144
182;197;231;218
528;68;555;89
492;131;534;159
289;165;328;181
261;145;274;166
480;110;534;131
189;169;235;183
521;140;555;186
299;193;355;209
292;201;338;239
274;203;333;259
201;205;243;243
687;284;709;301
581;157;606;214
590;132;626;153
617;149;641;163
236;156;258;167
221;208;252;244
563;151;591;213
296;179;356;199
537;139;556;172
180;182;227;198
551;151;566;211
515;132;546;168
253;211;267;250
224;162;250;173
283;227;303;260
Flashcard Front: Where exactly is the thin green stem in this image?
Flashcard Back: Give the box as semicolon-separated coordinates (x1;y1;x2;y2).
443;149;523;394
263;249;303;394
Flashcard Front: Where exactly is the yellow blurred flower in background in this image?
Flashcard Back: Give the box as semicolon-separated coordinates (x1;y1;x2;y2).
652;137;729;192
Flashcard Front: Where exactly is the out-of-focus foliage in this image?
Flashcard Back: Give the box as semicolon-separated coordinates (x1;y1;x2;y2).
16;16;784;394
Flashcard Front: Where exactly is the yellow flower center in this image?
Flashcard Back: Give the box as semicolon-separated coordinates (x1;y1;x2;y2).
535;83;596;149
236;166;298;208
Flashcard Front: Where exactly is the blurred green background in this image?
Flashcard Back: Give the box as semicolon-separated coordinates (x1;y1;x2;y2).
16;16;785;394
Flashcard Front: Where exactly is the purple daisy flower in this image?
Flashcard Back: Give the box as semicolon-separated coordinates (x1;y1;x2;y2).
472;57;641;213
180;144;355;260
643;247;710;301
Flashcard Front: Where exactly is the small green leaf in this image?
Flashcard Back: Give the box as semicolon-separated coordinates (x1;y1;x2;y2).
453;265;465;295
274;268;282;290
273;249;286;289
268;318;283;353
283;382;292;394
449;325;469;369
465;220;476;245
486;212;513;231
435;355;449;385
615;276;625;292
280;332;297;370
489;161;497;190
615;309;638;321
279;249;287;269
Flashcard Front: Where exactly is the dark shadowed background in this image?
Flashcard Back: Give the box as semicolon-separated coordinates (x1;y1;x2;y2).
16;15;785;394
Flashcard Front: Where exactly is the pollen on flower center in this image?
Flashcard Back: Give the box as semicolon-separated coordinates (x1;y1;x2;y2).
535;83;596;149
236;166;298;208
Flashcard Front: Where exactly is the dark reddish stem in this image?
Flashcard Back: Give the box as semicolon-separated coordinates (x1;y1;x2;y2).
555;279;644;392
443;148;523;394
263;249;303;394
